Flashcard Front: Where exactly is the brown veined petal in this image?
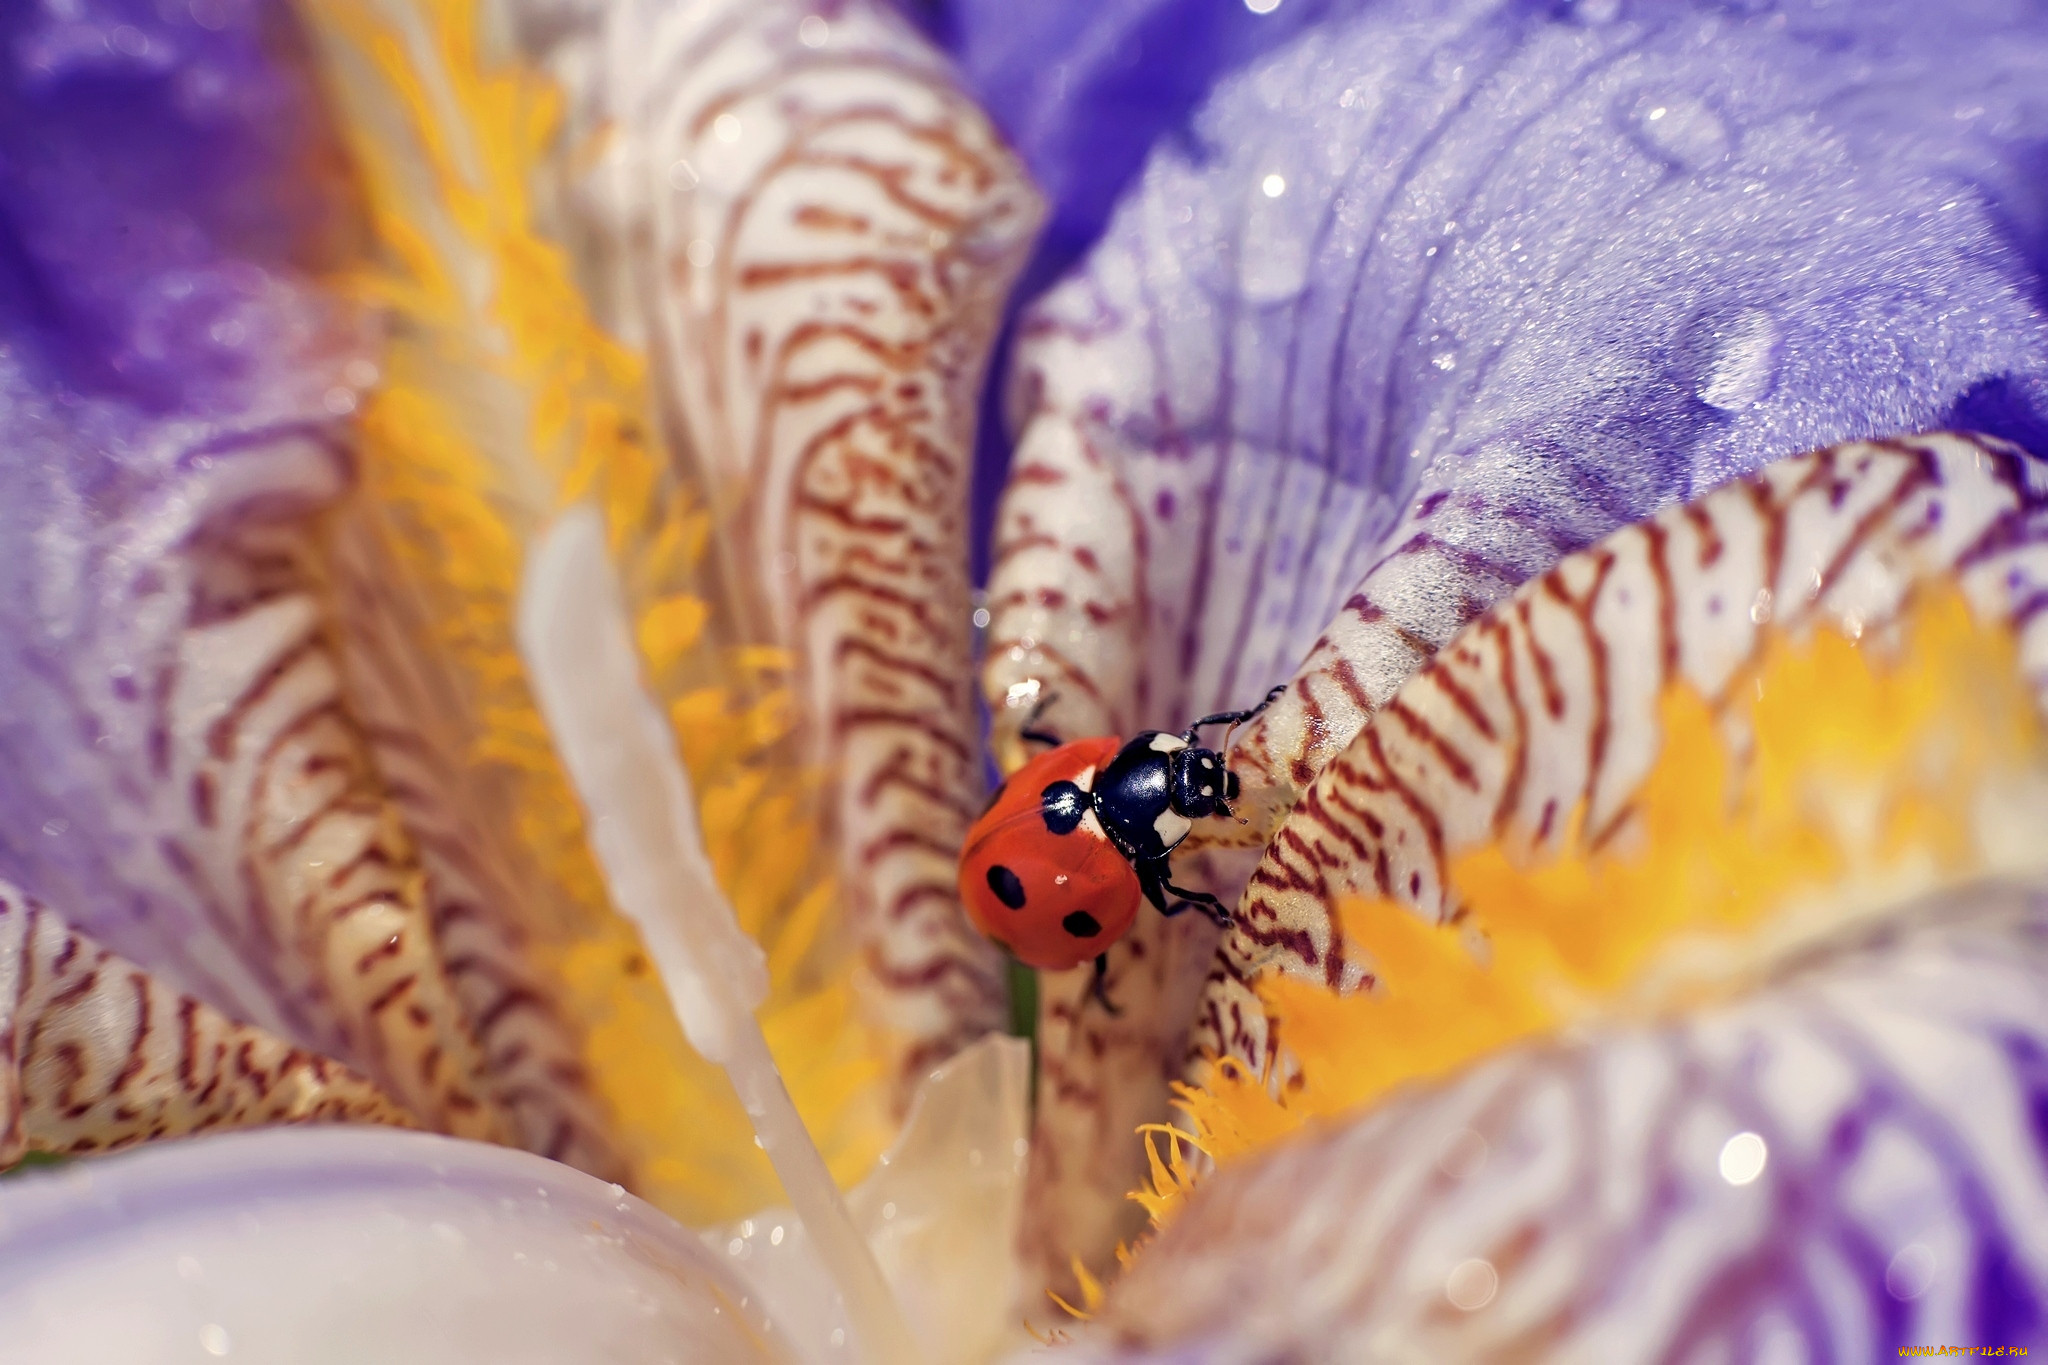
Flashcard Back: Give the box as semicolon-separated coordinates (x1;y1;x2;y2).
982;0;2048;871
0;429;515;1150
1206;431;2048;1070
181;472;518;1146
1016;907;1227;1312
296;0;767;1210
0;879;410;1166
0;0;537;1166
1051;881;2048;1363
979;1;2048;1280
520;0;1043;1089
322;510;626;1179
301;0;1013;1219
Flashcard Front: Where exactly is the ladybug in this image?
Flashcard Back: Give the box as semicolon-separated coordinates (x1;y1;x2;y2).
959;684;1285;1012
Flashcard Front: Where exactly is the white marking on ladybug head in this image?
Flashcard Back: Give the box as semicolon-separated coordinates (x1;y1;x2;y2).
1153;808;1193;848
1200;785;1214;797
1148;733;1188;754
1073;764;1099;792
1079;808;1109;841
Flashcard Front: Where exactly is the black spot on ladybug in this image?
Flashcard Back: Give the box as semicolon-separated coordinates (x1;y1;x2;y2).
1061;911;1102;938
987;864;1027;909
1040;780;1088;835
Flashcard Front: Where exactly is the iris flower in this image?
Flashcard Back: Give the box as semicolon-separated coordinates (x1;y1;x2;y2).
3;0;2048;1360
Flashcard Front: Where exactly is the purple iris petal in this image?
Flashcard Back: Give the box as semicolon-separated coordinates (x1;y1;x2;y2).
1059;884;2048;1360
0;0;358;413
991;0;2048;735
936;0;1338;578
0;1127;783;1360
0;0;367;1028
933;0;1332;288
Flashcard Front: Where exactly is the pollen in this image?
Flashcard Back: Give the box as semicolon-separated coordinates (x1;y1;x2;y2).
1144;587;2048;1222
303;0;892;1222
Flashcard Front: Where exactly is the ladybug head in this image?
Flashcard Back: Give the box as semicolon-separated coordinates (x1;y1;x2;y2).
1168;744;1239;819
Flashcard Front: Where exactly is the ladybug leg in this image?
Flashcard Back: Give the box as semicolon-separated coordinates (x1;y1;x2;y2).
1135;859;1173;913
1161;884;1233;930
1140;858;1235;929
1090;953;1121;1016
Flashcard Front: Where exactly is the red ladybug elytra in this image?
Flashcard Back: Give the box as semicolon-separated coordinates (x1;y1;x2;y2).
958;685;1285;1012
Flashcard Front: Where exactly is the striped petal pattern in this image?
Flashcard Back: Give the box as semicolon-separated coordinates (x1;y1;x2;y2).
980;0;2048;1291
0;880;410;1167
525;0;1042;1090
1210;432;2048;1067
1060;882;2048;1361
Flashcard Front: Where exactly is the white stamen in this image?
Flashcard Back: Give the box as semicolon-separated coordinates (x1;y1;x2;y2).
518;508;921;1365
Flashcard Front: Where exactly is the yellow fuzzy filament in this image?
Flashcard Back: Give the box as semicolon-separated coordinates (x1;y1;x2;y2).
1046;1256;1108;1321
297;0;891;1220
1145;588;2047;1222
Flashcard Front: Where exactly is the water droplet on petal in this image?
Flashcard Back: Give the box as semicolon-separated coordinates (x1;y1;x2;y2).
1718;1131;1768;1185
797;15;828;47
1240;161;1312;303
1436;1127;1488;1179
1629;94;1733;169
1886;1243;1937;1301
1445;1258;1498;1310
1245;0;1282;12
199;1324;231;1356
713;113;744;144
1697;308;1783;411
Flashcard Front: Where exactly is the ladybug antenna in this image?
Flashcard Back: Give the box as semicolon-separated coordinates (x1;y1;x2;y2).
1179;683;1288;747
1019;689;1064;751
